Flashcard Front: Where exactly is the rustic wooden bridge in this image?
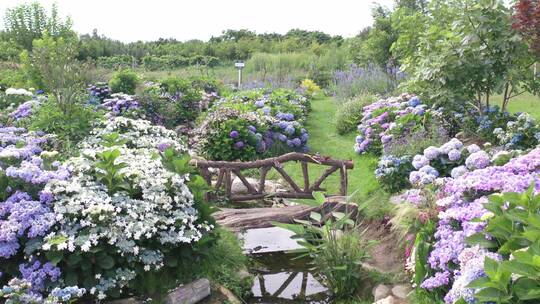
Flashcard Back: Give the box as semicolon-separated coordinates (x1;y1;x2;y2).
193;152;354;202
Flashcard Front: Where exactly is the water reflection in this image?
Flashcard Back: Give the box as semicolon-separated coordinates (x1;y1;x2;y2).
248;253;331;303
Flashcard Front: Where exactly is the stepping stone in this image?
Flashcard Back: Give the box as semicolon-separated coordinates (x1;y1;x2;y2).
241;227;303;254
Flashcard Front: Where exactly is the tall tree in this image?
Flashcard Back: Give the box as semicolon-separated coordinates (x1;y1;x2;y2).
3;2;74;51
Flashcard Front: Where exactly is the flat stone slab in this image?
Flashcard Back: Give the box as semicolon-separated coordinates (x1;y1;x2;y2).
241;227;303;254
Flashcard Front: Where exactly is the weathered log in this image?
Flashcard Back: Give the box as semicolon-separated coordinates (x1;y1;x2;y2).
165;278;211;304
215;198;357;230
258;166;270;193
214;205;317;230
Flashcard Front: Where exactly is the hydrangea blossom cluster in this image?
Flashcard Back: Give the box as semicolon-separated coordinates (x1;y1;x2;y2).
5;88;33;97
375;155;414;193
420;148;540;301
494;112;540;150
408;139;504;186
101;94;140;116
87;83;111;103
270;119;309;152
42;117;212;296
0;127;73;298
443;246;502;304
0;278;85;303
9;99;41;121
197;88;311;160
354;94;430;154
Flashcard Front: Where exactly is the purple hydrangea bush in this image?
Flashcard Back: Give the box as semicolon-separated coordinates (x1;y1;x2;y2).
196;88;311;161
0;126;73;298
417;148;540;303
101;93;140;116
408;138;517;187
354;94;435;154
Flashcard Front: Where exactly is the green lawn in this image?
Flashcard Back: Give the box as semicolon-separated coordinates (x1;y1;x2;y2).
268;96;381;203
492;92;540;120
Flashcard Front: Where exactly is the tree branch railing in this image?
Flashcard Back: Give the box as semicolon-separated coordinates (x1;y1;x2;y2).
192;152;354;202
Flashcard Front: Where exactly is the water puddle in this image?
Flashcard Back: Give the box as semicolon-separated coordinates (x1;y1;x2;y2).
247;252;331;303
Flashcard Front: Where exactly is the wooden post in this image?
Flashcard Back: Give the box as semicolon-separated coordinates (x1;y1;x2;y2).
301;161;309;192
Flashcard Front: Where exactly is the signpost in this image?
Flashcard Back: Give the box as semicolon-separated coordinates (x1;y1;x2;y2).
235;61;245;89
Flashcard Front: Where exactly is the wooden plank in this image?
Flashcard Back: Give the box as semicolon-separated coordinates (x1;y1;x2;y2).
215;169;225;190
339;166;347;196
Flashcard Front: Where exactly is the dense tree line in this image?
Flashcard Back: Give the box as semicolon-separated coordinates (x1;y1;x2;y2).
0;2;344;66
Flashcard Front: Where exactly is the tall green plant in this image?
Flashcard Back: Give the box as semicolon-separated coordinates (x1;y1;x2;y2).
21;34;87;114
273;192;376;299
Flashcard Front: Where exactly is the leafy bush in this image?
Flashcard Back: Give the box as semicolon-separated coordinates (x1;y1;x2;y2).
196;107;270;161
109;69;139;94
375;155;414;193
40;117;215;300
494;112;540;150
138;79;204;128
334;94;377;135
465;187;540;303
196;88;311;161
97;55;133;70
300;78;321;97
29;97;103;152
0;126;73;299
354;94;436;155
416;148;540;302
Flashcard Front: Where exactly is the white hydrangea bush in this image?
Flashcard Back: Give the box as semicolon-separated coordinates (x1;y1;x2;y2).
41;117;213;298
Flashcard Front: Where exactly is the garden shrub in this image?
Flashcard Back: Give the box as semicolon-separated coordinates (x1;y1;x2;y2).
196;88;311;161
464;187;540;303
334;94;377;135
408;139;520;187
109;69;139;94
414;148;540;302
87;82;112;104
0;126;74;300
137;78;205;129
494;112;540;150
375;155;414;193
40;117;215;300
354;94;436;155
299;78;321;97
29;97;103;153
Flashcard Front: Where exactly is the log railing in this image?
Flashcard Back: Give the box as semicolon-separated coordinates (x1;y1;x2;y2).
192;152;354;202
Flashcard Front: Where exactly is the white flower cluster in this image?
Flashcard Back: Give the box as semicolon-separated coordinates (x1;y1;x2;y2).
5;88;33;96
42;117;212;295
83;116;185;152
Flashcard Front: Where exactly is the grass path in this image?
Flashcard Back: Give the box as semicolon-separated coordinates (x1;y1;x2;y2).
269;96;381;202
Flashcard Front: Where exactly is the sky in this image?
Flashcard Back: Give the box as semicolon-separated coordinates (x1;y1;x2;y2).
0;0;395;42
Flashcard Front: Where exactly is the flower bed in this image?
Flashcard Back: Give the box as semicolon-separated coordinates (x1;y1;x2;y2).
1;117;214;301
354;94;435;155
195;88;311;161
411;149;540;303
